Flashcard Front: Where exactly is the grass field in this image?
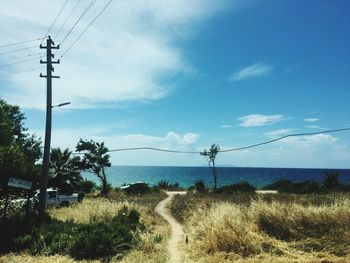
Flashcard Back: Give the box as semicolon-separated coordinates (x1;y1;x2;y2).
173;192;350;263
0;191;170;263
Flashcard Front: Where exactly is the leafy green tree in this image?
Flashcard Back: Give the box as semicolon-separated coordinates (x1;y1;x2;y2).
76;139;111;196
49;148;83;194
200;144;220;190
0;98;42;190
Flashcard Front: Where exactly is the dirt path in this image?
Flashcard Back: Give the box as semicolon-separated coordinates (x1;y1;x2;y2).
155;191;187;263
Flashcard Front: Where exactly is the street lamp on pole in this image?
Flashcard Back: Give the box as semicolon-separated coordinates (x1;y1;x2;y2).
52;102;71;108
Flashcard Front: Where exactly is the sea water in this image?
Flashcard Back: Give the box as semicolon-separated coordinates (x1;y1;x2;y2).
83;166;350;188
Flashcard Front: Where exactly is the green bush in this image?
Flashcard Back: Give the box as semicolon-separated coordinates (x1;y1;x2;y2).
323;172;340;190
156;180;181;190
124;183;151;195
194;180;206;193
263;180;320;194
215;182;256;194
79;178;97;194
1;207;143;260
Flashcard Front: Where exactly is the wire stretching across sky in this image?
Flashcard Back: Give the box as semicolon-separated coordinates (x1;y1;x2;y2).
41;0;70;44
60;0;114;58
0;38;41;49
55;0;83;40
104;128;350;154
59;0;98;46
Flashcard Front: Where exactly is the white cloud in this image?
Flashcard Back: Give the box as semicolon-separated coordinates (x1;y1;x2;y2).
265;128;293;138
304;118;319;122
220;125;232;128
0;0;232;109
238;114;285;127
229;62;273;81
306;125;320;129
282;134;337;145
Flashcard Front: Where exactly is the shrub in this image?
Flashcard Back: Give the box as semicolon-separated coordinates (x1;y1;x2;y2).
78;178;97;194
156;180;182;190
157;180;170;189
216;182;256;194
124;183;151;195
323;172;340;190
194;180;206;193
2;207;143;260
263;180;320;194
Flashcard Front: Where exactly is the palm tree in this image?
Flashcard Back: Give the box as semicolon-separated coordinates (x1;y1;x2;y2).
49;148;82;194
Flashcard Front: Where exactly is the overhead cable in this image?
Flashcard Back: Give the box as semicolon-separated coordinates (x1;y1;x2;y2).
0;66;44;77
0;38;41;49
99;128;350;154
55;0;83;40
60;0;114;58
0;57;40;68
219;128;350;152
41;0;70;44
59;0;98;46
0;45;37;56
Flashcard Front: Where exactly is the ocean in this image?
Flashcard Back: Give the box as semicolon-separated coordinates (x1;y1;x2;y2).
83;166;350;189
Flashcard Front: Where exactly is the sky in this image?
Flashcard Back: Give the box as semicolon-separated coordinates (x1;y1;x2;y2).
0;0;350;168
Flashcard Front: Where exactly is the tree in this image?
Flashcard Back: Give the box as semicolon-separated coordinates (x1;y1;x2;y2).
49;148;83;194
76;139;111;195
0;98;42;190
200;144;220;190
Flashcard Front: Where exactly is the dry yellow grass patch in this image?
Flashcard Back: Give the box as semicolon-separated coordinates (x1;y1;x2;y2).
0;253;99;263
183;197;350;262
49;198;145;223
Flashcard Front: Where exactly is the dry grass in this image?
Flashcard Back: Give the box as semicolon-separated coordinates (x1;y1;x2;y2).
1;195;170;263
0;253;100;263
182;195;350;262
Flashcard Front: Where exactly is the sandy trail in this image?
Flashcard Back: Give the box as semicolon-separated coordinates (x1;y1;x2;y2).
155;191;187;263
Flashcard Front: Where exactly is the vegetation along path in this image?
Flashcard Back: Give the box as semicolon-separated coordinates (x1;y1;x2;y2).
156;191;187;263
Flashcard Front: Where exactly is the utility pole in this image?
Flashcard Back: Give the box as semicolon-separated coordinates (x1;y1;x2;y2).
39;36;60;216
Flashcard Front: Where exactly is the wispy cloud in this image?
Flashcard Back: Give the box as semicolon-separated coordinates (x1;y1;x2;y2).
0;0;232;109
229;62;273;81
238;114;285;127
280;134;337;146
220;125;232;128
265;128;293;138
304;118;319;122
306;125;320;129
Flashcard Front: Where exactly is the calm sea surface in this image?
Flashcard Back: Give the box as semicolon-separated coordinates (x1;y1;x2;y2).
83;166;350;188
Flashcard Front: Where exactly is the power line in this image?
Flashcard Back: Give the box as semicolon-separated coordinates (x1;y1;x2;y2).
0;45;37;56
0;57;40;69
108;147;199;154
60;0;114;58
41;0;70;44
0;38;41;49
59;0;98;46
0;66;44;77
219;128;350;152
96;128;350;155
0;52;42;62
55;0;83;40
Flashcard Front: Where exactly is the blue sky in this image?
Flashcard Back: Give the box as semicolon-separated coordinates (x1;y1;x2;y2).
1;0;350;168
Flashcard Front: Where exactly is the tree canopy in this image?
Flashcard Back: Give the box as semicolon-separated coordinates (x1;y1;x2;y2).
76;139;111;195
49;148;83;194
0;98;42;190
